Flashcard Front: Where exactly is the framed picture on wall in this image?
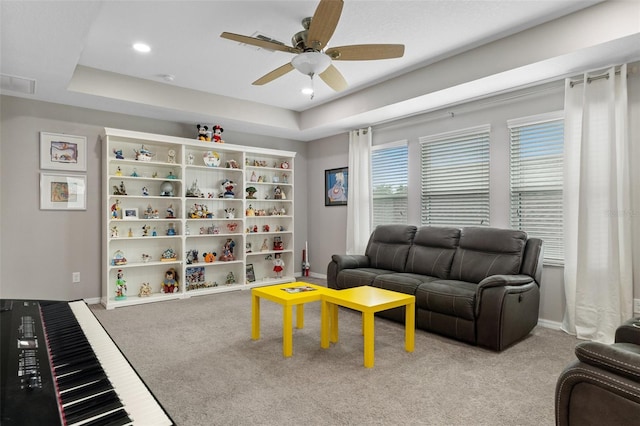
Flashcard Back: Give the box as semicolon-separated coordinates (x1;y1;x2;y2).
40;132;87;171
40;172;87;210
325;167;348;206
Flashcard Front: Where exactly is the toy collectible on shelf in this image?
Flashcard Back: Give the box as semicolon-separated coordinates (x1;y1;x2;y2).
162;268;179;293
115;270;127;300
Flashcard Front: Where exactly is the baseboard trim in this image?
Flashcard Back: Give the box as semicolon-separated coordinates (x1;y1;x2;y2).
83;297;101;305
537;318;563;330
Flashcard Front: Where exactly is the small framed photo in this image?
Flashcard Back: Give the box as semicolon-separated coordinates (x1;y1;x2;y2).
40;132;87;171
246;263;256;283
325;167;348;206
124;208;138;219
40;173;87;210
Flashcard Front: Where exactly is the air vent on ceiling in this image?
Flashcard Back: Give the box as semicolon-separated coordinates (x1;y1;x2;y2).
241;32;285;52
1;74;36;95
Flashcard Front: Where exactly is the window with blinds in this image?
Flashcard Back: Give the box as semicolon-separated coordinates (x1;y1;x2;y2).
371;141;408;228
508;112;564;265
419;126;490;227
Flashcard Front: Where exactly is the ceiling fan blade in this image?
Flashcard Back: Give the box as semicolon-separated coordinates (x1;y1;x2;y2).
306;0;344;51
319;64;347;92
252;62;295;86
220;32;300;54
325;44;405;61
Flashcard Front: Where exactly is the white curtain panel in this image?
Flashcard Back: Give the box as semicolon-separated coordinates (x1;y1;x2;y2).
562;64;633;343
346;127;372;255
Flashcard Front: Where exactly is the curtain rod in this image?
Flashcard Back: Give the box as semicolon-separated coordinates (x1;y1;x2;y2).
569;69;622;88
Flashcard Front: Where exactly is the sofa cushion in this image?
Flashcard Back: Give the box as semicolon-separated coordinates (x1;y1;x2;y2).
372;273;438;295
365;225;417;272
336;268;393;289
450;227;527;284
415;280;477;321
405;226;460;279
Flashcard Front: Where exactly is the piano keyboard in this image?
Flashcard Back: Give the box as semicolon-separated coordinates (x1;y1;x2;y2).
0;300;174;426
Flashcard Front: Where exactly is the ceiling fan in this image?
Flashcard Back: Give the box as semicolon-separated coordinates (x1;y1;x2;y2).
220;0;404;94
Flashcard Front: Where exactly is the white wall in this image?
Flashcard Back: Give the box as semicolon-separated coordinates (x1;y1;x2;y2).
307;73;640;325
0;96;308;301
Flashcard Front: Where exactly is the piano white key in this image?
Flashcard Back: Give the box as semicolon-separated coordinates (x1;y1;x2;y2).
68;301;173;425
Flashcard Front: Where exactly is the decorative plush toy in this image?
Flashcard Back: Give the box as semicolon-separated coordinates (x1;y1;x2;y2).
162;268;179;293
212;125;224;143
197;124;210;141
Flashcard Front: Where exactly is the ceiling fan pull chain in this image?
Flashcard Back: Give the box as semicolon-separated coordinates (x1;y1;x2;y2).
310;74;315;100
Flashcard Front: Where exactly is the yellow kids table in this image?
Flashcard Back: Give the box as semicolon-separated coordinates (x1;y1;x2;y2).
251;282;333;357
320;286;415;368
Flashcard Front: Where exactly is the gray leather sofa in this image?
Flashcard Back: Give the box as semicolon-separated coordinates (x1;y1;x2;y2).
327;225;544;351
555;318;640;425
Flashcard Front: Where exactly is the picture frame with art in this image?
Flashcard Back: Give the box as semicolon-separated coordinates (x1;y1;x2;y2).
246;263;256;283
124;208;138;219
325;167;348;206
40;132;87;172
40;173;87;210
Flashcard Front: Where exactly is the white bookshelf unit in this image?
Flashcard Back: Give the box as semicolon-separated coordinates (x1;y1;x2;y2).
102;128;296;309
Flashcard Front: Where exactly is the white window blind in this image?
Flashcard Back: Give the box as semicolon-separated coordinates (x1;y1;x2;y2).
508;112;564;265
419;126;490;227
371;141;408;227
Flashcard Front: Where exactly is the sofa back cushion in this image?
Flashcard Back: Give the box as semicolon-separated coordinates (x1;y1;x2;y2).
365;225;417;272
405;226;460;279
450;227;527;283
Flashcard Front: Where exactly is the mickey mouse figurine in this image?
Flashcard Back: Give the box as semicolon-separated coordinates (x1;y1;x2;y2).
197;124;210;141
212;125;224;143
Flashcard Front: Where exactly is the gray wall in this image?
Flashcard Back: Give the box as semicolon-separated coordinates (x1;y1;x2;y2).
308;75;640;325
0;96;308;301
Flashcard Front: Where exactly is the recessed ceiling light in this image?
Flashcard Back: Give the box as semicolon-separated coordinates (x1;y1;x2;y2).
133;42;151;53
301;88;314;95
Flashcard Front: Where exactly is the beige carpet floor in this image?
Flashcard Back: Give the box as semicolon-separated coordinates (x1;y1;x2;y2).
90;280;578;425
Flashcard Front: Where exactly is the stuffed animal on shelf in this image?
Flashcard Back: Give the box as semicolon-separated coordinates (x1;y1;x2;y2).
161;268;179;293
197;124;210;141
212;124;224;143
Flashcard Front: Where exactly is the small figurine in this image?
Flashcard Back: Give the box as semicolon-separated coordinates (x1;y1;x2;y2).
220;239;236;261
167;223;176;236
138;282;152;297
152;227;157;237
273;253;284;278
186;180;203;198
113;149;124;159
142;224;150;236
246;187;257;199
197;124;210;141
225;271;235;284
161;268;179;293
160;181;174;197
128;228;133;237
142;187;149;196
166;170;178;179
115;166;122;176
131;169;139;177
133;145;154;161
221;179;236;198
225;208;235;219
161;248;177;261
110;225;119;238
115;269;127;299
212;124;224;143
111;199;121;219
186;249;199;264
226;222;238;232
166;204;175;218
203;252;216;263
168;149;176;164
273;236;283;251
263;224;270;232
250;171;258;182
113;181;127;195
187;153;195;165
261;238;269;252
141;253;151;263
246;204;255;216
274;186;283;200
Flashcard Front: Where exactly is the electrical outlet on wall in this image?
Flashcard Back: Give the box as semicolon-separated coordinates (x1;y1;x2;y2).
72;272;80;283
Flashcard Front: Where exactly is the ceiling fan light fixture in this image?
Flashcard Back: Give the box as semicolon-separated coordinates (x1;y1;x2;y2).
301;87;314;95
291;51;330;76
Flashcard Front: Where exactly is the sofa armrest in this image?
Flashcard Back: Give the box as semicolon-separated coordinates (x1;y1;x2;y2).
327;254;370;289
332;254;370;270
615;318;640;345
477;274;534;290
575;341;640;381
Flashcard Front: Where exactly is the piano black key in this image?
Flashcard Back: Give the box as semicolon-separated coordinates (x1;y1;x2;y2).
60;378;113;405
63;391;123;425
56;370;107;391
73;408;132;426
